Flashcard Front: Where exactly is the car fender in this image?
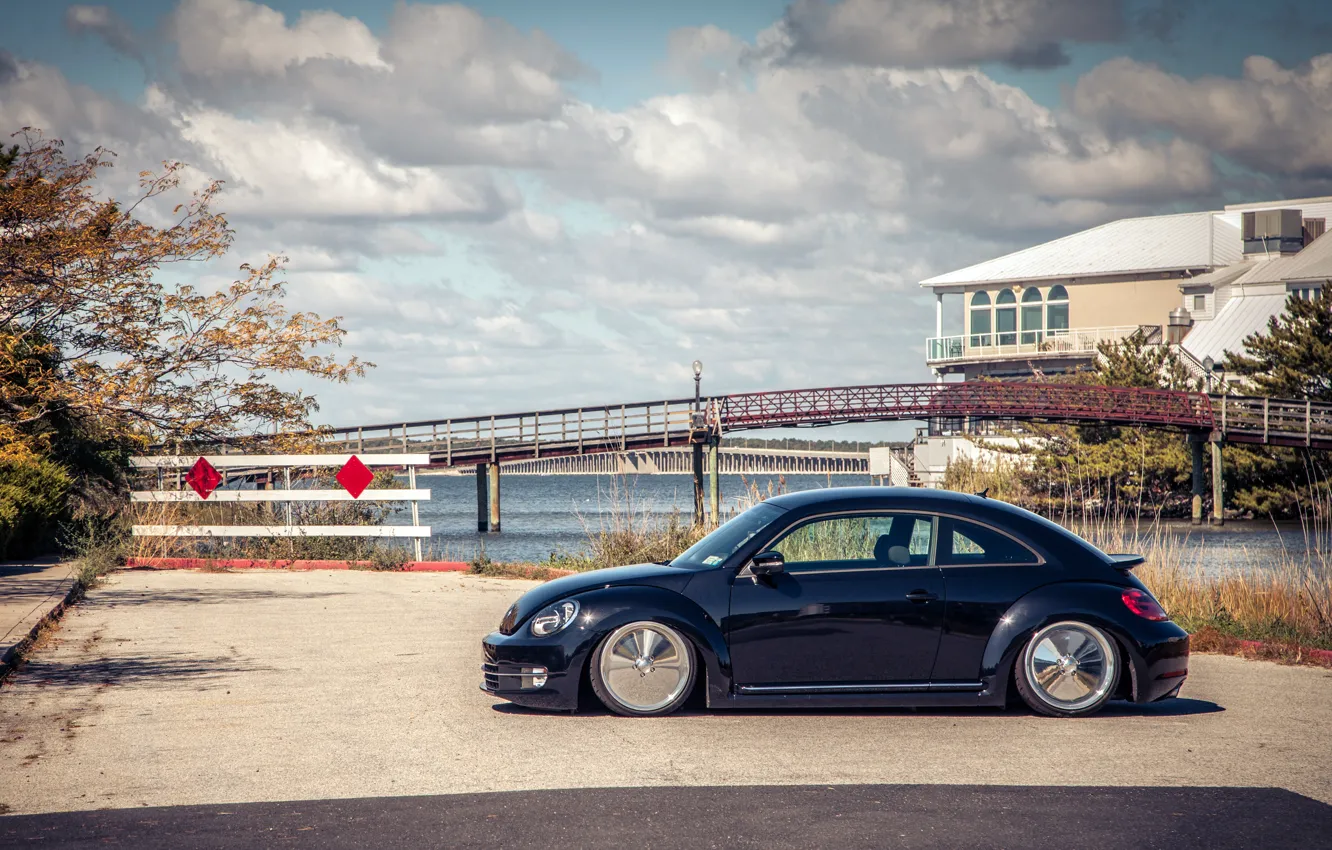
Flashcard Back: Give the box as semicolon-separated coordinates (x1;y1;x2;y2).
979;581;1153;702
564;585;731;706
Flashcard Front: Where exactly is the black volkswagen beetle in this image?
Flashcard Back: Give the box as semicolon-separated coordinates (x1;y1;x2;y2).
481;488;1189;718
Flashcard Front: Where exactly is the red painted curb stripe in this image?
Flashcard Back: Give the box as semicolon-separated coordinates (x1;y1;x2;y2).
126;557;471;572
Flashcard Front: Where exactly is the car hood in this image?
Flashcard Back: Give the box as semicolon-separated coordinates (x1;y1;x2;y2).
499;562;696;634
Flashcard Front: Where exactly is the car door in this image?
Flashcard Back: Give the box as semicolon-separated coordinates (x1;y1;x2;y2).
727;512;946;688
930;515;1052;683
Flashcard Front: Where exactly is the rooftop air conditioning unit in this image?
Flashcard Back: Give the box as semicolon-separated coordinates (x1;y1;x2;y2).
1243;209;1305;256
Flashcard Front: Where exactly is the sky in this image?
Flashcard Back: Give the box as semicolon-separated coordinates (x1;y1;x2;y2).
3;0;1331;435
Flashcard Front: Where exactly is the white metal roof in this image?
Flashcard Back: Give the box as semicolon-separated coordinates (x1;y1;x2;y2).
1180;292;1288;364
921;212;1239;289
1182;262;1254;289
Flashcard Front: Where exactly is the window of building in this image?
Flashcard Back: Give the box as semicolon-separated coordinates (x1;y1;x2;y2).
1290;285;1323;302
995;289;1017;346
969;291;992;347
936;518;1040;566
1020;287;1044;345
1193;294;1206;312
768;514;935;570
1046;285;1069;334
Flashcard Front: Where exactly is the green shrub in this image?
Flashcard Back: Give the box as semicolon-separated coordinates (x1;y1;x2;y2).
0;455;73;559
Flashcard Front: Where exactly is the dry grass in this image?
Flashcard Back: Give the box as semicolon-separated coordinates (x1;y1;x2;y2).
1082;520;1332;652
549;476;709;571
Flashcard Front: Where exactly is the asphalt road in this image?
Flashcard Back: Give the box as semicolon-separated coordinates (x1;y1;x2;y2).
1;570;1330;846
3;785;1329;850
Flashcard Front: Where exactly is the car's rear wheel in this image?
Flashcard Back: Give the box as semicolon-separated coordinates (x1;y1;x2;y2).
1015;620;1120;718
590;621;695;717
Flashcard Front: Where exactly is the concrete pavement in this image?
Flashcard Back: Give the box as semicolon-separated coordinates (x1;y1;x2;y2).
1;569;1330;821
0;559;77;677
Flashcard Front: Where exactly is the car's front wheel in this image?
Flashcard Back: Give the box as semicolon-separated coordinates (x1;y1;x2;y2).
1015;620;1120;718
590;621;696;717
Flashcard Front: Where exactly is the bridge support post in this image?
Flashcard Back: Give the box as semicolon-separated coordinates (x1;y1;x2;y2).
707;440;720;526
692;442;705;525
476;464;489;533
1210;439;1225;526
489;462;502;533
1190;435;1205;526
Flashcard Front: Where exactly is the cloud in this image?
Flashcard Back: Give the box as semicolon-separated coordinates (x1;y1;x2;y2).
63;5;145;66
166;0;385;78
0;51;19;86
6;0;1293;426
160;98;519;222
1072;54;1332;178
767;0;1125;70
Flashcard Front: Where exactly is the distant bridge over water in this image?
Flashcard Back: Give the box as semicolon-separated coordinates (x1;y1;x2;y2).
311;381;1332;530
499;446;872;476
182;381;1328;532
324;382;1332;464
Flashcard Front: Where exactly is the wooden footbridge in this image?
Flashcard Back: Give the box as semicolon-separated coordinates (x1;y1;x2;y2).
314;381;1332;530
324;382;1332;458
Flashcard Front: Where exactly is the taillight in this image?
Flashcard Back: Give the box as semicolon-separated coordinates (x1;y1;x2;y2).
1121;588;1168;621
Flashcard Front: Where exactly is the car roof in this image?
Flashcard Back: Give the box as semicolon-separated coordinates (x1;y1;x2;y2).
764;486;982;511
761;486;1113;570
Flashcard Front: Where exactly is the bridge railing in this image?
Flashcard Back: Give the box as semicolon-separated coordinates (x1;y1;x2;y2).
719;382;1215;432
1215;395;1332;448
275;382;1332;466
323;398;709;465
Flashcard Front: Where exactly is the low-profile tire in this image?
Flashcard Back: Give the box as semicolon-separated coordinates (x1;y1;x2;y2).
1015;620;1121;718
589;621;696;717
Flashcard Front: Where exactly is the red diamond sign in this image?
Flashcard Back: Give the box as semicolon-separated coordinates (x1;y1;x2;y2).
185;457;221;500
336;455;374;499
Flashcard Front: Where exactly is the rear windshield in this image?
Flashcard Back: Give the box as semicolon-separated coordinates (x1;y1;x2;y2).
671;503;786;569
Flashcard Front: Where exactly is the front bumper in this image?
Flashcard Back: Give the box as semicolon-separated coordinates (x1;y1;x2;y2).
479;631;584;711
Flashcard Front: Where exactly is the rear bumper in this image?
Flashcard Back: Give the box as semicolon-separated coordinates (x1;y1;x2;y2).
1128;626;1191;703
479;631;583;711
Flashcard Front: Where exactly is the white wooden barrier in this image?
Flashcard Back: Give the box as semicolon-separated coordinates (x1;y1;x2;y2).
129;453;433;560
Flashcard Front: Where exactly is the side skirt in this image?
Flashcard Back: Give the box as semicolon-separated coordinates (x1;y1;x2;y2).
714;683;1004;711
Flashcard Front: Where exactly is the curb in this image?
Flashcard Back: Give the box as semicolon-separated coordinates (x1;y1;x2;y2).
126;557;471;572
0;577;82;684
1235;638;1332;665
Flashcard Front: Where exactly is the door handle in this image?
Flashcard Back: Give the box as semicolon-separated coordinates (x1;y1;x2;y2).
905;590;938;603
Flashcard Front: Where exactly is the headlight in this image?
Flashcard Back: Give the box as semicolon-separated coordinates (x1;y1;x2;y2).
530;600;580;637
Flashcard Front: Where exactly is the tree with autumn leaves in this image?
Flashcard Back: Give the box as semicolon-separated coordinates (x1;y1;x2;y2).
1;130;370;556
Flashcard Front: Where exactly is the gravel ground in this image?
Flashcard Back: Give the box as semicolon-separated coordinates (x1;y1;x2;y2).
1;569;1330;816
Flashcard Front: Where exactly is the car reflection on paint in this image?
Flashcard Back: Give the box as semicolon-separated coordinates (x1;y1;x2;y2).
480;487;1189;718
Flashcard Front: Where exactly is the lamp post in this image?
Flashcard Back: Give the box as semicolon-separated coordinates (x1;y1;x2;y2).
693;359;703;411
691;360;705;524
1201;356;1226;526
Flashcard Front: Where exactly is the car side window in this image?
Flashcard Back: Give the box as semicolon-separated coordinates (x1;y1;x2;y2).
939;518;1039;566
768;513;934;570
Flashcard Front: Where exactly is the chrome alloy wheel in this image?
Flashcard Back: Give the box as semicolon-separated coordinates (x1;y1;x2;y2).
1024;621;1117;712
597;621;693;713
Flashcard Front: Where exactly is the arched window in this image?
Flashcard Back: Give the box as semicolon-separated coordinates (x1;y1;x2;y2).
969;291;992;347
1046;285;1069;335
1021;287;1044;345
995;289;1017;346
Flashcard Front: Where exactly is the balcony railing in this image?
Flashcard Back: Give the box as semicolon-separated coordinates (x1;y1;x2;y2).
926;326;1144;364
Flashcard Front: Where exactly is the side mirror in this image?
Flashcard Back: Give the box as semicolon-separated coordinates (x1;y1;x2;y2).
750;551;785;577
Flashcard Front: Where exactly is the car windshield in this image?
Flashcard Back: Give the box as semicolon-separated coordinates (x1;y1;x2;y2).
671;502;786;569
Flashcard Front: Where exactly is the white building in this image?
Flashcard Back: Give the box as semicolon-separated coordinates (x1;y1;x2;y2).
912;197;1332;485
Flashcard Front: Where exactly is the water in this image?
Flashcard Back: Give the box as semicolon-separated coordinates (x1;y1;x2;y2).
393;473;1326;573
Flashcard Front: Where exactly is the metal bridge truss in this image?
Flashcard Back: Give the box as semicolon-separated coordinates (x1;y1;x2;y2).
318;382;1332;468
